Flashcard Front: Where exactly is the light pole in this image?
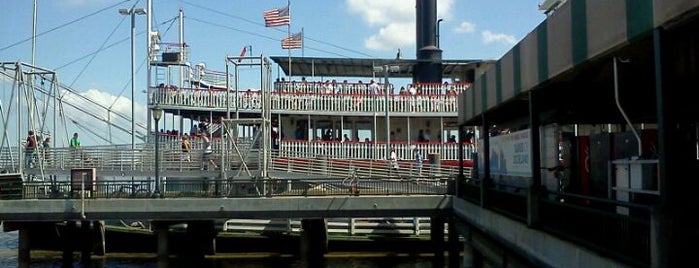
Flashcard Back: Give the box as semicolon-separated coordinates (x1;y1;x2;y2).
151;106;162;198
119;7;147;160
436;18;443;48
374;65;400;160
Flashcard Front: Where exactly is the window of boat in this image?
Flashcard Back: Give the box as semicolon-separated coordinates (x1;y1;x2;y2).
315;120;332;141
295;119;309;141
443;129;459;143
342;125;353;142
356;121;372;142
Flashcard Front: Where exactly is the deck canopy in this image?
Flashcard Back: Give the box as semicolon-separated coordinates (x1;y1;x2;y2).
269;56;487;80
458;0;699;126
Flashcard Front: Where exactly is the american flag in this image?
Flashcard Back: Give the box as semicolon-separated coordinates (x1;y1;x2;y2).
281;32;303;49
263;6;290;27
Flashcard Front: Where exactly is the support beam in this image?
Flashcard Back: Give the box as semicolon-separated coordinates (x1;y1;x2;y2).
653;25;699;267
480;118;491;207
186;220;216;256
92;220;105;256
18;228;30;268
80;220;92;266
527;90;542;227
300;218;328;266
447;217;461;268
156;227;169;267
452;218;482;268
431;215;445;267
62;221;76;267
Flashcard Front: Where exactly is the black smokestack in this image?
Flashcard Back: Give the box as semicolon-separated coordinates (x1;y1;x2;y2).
414;0;442;83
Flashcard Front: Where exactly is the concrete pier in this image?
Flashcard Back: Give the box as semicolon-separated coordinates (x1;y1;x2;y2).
300;218;328;266
186;220;216;256
448;217;461;268
431;215;446;267
18;228;30;268
154;226;169;267
62;221;76;268
92;220;105;256
80;220;91;266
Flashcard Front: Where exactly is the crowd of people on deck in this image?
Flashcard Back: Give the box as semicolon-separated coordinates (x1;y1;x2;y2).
151;77;468;114
273;77;468;96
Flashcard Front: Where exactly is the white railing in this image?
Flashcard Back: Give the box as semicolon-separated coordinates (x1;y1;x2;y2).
149;87;461;114
191;68;231;89
279;140;476;161
1;139;474;178
270;154;466;179
148;134;477;161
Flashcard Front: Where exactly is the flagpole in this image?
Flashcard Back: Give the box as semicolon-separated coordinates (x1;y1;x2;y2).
287;0;291;81
301;27;305;57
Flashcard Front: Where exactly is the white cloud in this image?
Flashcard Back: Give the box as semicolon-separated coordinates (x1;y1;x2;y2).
62;89;138;121
82;89;133;116
481;30;517;46
346;0;455;51
1;74;145;145
454;22;476;33
346;0;414;26
60;88;145;144
364;22;414;50
436;0;455;22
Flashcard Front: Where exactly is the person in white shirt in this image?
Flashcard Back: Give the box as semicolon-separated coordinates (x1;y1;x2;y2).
389;148;399;170
408;84;417;95
201;132;218;170
368;80;380;95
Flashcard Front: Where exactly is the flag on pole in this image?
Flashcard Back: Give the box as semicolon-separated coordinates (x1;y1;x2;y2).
263;5;290;27
281;32;303;49
237;46;247;62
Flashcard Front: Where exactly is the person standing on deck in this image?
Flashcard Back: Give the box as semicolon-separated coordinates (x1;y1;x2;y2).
25;131;37;168
181;134;192;162
201;132;218;170
413;147;423;176
69;132;81;163
368;79;380;95
417;129;430;142
389;147;399;171
42;136;51;164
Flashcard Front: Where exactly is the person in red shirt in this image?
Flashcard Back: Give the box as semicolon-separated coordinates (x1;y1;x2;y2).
25;131;37;168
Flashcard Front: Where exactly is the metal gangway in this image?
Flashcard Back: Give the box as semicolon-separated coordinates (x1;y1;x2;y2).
0;141;464;195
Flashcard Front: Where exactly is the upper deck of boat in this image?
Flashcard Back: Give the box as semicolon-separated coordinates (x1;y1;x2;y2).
151;78;471;119
148;53;488;120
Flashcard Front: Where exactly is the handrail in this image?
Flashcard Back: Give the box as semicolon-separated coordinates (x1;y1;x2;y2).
0;140;475;176
13;175;454;200
0;143;471;186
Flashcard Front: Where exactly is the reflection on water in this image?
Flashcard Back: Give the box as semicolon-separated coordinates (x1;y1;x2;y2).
0;231;448;267
0;230;18;267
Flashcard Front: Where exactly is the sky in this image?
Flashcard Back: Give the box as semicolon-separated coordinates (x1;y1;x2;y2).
0;0;548;146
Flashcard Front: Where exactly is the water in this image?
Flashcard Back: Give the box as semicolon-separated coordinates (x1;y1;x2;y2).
0;231;18;267
0;231;451;267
